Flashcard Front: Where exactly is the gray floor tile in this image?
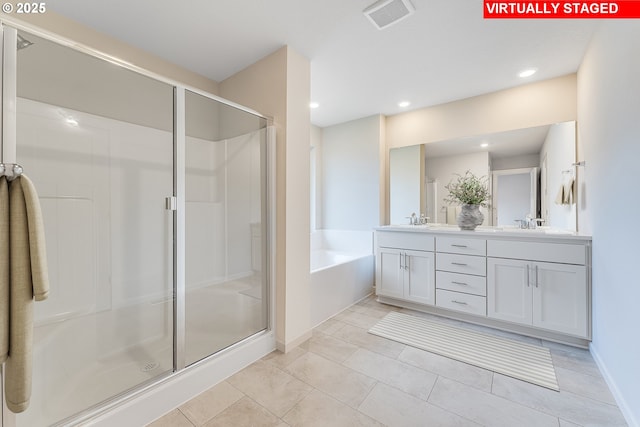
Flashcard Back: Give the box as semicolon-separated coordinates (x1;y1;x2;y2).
262;347;308;369
333;310;382;329
203;397;283;427
555;365;617;405
164;301;627;427
313;318;345;335
550;347;603;378
284;352;377;408
343;348;437;400
227;360;313;417
179;381;244;425
332;323;406;358
429;377;559;427
491;373;627;426
359;382;480;427
283;389;384;427
299;331;359;363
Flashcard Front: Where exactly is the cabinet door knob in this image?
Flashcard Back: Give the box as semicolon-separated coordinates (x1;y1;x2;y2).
452;300;468;305
451;244;468;248
451;281;468;286
526;264;530;287
535;265;539;288
452;262;467;266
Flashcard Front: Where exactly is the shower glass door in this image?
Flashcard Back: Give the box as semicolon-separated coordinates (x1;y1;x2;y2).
184;90;268;365
11;29;175;426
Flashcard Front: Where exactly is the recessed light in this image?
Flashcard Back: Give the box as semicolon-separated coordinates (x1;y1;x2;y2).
518;68;537;78
398;101;411;108
480;142;489;148
309;102;319;109
65;117;79;127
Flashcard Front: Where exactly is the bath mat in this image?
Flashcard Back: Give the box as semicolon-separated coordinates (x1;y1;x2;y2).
369;311;559;391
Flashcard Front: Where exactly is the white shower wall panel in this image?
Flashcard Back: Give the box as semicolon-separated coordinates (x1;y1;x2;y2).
17;97;262;323
17;98;111;323
17;97;173;324
226;131;262;278
185;202;226;288
108;123;173;308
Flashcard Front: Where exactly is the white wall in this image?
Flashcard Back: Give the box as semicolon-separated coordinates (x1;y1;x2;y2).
220;46;312;351
425;151;490;224
540;121;576;230
322;115;383;230
578;22;640;427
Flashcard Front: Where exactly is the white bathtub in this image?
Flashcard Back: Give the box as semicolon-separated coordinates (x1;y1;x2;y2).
310;230;375;326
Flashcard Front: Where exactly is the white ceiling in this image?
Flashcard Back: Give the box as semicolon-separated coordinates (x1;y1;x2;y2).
47;0;599;128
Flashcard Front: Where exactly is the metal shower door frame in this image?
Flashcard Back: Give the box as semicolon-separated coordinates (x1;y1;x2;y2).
0;20;275;427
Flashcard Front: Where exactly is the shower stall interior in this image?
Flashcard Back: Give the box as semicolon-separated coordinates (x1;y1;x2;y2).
0;25;272;426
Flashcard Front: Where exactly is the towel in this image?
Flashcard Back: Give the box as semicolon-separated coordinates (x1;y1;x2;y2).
555;175;575;206
1;177;9;363
2;174;50;413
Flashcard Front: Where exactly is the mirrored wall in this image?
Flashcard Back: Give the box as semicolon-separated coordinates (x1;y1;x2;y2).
389;122;577;231
0;25;271;426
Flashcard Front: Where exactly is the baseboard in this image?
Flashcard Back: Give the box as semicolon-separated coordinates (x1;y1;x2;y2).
590;343;639;427
276;329;312;353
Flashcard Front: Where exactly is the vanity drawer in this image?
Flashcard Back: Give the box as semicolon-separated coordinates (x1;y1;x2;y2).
487;240;586;265
436;271;486;296
436;236;486;256
377;231;434;252
436;289;487;316
436;253;486;276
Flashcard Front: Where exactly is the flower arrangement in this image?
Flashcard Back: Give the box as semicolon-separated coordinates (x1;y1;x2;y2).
444;171;490;207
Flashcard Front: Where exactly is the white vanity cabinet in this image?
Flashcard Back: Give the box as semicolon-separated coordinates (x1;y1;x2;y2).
375;226;592;347
487;240;589;338
435;236;487;316
376;232;435;305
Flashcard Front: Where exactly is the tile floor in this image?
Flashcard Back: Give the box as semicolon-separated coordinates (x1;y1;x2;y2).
148;295;628;427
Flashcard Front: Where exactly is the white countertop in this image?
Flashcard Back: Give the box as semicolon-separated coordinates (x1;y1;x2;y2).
375;224;592;242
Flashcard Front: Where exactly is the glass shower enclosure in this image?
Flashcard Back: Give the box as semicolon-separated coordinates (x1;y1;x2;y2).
0;25;270;426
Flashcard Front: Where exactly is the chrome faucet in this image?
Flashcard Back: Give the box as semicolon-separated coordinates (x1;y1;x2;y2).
406;213;418;225
406;213;430;225
515;215;545;229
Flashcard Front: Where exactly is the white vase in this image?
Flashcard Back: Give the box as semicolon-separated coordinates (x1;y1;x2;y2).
457;204;484;230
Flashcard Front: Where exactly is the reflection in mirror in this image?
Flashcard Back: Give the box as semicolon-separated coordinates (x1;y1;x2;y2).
389;121;577;231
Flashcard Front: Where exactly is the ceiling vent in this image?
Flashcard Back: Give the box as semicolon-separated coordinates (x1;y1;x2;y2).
364;0;415;30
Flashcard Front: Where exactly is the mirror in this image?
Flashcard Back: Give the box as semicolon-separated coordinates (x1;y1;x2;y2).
389;121;577;231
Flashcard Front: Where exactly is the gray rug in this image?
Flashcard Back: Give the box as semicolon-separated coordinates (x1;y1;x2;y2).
369;311;559;390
